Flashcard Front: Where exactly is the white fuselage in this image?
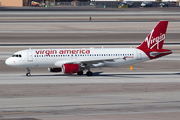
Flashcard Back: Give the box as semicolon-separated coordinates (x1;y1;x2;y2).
5;48;149;68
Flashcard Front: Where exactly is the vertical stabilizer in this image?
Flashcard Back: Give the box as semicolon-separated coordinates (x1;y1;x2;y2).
137;21;172;60
137;21;168;50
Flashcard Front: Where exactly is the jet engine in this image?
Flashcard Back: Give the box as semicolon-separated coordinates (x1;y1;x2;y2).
62;64;79;74
48;68;62;72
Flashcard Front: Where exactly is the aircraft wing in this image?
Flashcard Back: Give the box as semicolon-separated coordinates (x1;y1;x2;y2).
54;57;123;68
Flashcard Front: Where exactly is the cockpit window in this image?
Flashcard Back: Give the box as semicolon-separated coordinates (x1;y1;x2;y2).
12;54;22;57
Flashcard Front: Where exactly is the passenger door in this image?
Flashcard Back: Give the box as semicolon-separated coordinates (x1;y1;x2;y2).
136;50;142;60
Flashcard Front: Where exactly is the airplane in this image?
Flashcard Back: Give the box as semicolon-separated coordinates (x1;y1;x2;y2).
5;21;172;76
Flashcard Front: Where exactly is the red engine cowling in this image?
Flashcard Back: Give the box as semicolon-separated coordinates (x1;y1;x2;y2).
48;68;62;72
62;64;79;74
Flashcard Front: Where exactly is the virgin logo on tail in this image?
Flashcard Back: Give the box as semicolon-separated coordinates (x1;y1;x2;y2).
137;21;168;50
137;21;171;60
145;29;166;49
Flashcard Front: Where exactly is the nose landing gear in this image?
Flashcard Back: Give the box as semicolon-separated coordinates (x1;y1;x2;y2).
26;68;31;76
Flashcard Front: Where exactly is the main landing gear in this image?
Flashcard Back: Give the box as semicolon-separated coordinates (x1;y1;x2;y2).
77;71;93;76
77;70;93;76
86;67;93;76
26;68;31;76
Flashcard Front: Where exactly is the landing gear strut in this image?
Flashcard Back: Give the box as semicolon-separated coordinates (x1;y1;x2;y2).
26;68;31;76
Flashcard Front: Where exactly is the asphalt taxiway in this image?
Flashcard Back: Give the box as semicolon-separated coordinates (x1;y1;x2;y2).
0;72;180;84
0;72;180;120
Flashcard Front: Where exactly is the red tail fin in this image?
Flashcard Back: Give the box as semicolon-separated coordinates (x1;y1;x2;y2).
137;21;168;50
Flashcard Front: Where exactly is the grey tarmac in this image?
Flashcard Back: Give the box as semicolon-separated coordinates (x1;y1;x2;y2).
0;73;180;120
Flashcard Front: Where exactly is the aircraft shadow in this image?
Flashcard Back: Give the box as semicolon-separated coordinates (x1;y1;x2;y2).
28;72;180;77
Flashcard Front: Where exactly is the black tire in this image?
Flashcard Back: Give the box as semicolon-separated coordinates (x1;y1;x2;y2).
77;71;83;75
26;73;31;76
86;71;93;76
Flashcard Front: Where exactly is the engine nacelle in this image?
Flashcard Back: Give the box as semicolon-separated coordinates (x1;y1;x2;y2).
48;68;62;72
62;64;79;74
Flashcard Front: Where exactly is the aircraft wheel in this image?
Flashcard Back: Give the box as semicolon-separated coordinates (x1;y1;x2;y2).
26;73;31;76
77;71;83;75
86;71;93;76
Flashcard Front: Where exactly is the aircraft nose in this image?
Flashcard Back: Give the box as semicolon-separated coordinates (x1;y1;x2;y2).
5;58;14;66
